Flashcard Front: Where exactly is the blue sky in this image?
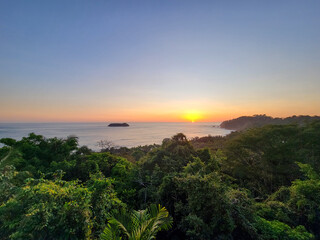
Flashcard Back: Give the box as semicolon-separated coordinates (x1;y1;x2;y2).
1;0;320;122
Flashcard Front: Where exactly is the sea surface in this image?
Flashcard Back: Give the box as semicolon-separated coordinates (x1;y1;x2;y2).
0;122;231;150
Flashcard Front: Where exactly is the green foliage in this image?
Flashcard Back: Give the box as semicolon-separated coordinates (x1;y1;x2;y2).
255;163;320;238
74;152;121;181
157;146;259;239
0;133;79;177
190;135;227;152
220;114;320;131
222;123;320;197
255;217;313;240
0;175;124;239
87;173;125;237
255;201;293;225
174;173;235;239
0;138;17;147
111;158;137;206
141;133;195;173
0;165;18;204
1;123;320;240
0;178;92;239
287;164;320;237
101;204;172;240
0;165;32;205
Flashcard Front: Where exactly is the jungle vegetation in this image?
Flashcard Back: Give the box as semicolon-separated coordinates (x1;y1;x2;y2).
1;120;320;239
220;114;320;131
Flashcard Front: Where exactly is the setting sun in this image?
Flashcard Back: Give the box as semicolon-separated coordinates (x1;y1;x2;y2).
183;111;203;123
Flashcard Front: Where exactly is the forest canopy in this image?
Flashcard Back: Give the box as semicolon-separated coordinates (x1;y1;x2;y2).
1;120;320;239
220;114;320;131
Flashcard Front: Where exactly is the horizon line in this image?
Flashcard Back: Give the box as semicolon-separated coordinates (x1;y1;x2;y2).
1;114;319;124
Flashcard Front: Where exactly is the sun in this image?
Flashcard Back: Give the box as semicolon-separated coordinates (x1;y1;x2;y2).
183;111;202;123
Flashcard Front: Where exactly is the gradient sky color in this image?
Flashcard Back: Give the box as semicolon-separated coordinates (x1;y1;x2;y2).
1;0;320;122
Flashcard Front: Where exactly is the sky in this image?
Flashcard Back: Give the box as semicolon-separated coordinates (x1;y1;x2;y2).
0;0;320;122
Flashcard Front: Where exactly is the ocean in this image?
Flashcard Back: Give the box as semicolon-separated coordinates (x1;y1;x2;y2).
0;122;231;150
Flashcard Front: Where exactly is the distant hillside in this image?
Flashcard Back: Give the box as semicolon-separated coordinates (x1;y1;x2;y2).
220;114;320;131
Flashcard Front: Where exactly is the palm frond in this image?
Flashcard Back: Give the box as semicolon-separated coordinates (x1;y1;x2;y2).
101;204;172;240
145;204;173;240
100;223;122;240
108;210;132;238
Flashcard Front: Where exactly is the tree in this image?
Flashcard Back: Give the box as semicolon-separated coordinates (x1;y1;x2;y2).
222;124;302;197
0;174;124;239
97;140;116;151
0;178;93;239
100;204;172;240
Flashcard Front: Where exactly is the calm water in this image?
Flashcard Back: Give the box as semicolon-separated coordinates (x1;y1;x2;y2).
0;122;231;150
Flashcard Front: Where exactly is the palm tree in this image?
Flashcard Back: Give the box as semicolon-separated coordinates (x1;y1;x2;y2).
100;204;172;240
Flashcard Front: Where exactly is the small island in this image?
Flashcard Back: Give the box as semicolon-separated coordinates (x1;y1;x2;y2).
108;123;129;127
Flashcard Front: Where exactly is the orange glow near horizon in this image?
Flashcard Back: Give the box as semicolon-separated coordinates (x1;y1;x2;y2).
182;111;203;123
1;99;320;123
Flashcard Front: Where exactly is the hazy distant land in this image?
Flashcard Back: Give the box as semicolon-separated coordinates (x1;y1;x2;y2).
220;114;320;131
